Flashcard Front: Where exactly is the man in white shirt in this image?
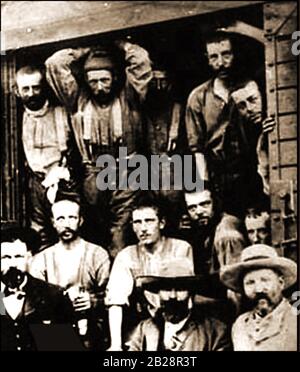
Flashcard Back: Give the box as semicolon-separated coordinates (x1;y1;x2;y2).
29;191;110;350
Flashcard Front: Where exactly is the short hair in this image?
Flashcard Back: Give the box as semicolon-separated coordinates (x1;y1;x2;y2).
183;180;213;195
16;65;45;80
245;208;270;228
1;226;41;253
54;190;81;206
231;77;260;93
132;193;165;221
205;30;233;48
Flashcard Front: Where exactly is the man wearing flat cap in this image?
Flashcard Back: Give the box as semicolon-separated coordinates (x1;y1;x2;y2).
126;257;231;351
45;40;152;257
220;244;298;351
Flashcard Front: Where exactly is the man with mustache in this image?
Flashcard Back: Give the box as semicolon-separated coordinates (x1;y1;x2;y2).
29;191;110;350
105;195;194;351
127;257;231;351
180;187;246;319
185;30;268;216
1;226;74;351
45;40;152;257
15;65;77;250
220;244;297;351
182;187;246;276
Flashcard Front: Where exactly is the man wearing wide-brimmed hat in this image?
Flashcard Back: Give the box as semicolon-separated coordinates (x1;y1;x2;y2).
220;244;298;351
126;257;231;351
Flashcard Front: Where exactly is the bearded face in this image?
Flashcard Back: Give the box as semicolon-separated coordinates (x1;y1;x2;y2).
158;289;191;324
206;39;234;81
86;69;116;105
16;71;47;111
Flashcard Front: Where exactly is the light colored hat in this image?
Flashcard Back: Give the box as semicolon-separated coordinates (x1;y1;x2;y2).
137;257;202;293
220;244;297;292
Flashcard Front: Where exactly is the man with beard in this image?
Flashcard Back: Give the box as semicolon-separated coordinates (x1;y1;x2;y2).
127;257;231;351
185;31;266;216
105;195;194;351
180;187;247;320
29;191;111;350
45;40;152;257
15;65;77;250
220;244;297;351
182;187;246;276
1;227;75;351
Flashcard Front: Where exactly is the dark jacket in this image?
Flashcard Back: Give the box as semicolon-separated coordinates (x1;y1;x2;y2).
1;274;74;351
127;309;232;351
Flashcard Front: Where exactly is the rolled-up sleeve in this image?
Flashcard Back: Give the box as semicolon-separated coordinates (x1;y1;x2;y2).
124;43;153;100
46;48;89;112
105;250;134;307
185;88;206;154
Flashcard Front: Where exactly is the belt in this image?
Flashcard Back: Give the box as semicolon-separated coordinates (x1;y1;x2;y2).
84;152;136;168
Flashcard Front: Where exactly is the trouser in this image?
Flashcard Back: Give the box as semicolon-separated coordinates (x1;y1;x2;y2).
81;164;140;259
27;171;57;251
150;157;184;233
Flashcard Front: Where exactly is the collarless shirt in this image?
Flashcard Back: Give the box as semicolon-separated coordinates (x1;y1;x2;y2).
232;298;297;351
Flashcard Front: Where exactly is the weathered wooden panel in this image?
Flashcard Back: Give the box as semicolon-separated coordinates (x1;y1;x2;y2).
2;1;264;50
278;114;297;139
278;141;298;164
276;38;297;62
264;2;298;253
277;61;297;88
281;167;298;180
278;88;297;113
264;1;297;34
270;180;297;251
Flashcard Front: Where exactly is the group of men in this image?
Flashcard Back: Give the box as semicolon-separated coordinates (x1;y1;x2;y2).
1;22;298;351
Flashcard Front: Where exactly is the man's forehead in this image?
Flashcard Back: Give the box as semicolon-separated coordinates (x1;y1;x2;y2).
132;207;158;219
1;240;28;255
185;190;211;205
245;214;268;229
206;39;232;54
16;71;43;87
231;81;260;103
52;200;80;216
86;69;112;79
244;267;279;279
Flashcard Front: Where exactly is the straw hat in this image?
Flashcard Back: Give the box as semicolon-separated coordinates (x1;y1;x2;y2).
220;244;297;292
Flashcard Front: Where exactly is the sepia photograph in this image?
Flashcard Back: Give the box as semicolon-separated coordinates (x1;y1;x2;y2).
1;1;299;357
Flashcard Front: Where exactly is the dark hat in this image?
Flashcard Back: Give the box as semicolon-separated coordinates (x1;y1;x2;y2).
54;182;81;205
137;258;202;293
84;49;115;72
